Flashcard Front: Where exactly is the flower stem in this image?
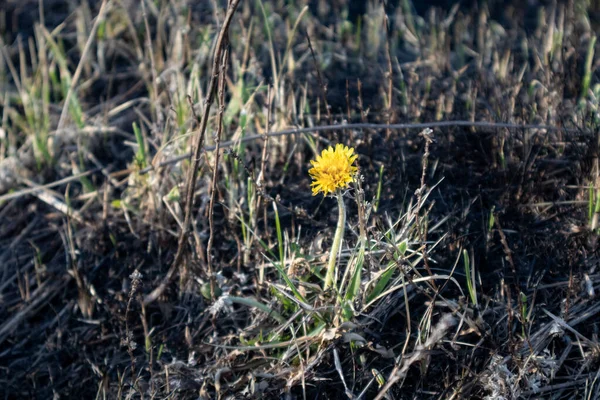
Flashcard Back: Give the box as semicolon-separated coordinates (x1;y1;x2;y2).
324;191;346;290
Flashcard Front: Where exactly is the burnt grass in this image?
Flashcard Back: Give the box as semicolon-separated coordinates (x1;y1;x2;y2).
1;0;600;399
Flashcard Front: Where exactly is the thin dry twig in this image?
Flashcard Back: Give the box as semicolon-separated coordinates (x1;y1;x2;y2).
258;85;271;192
143;0;241;305
122;270;142;393
138;120;588;175
383;12;394;141
0;169;99;203
206;41;230;299
415;128;436;285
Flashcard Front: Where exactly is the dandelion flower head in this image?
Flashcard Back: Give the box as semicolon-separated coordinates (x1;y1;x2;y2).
309;144;358;196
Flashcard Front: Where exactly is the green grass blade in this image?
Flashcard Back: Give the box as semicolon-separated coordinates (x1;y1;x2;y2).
366;262;396;304
345;242;365;302
463;249;477;306
273;202;284;264
227;296;286;324
133;122;147;169
237;215;306;303
374;164;384;212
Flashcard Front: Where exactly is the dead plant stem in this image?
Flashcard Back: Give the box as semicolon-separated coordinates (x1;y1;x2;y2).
137;120;587;176
384;12;394;141
415;129;437;288
143;0;241;305
206;44;230;299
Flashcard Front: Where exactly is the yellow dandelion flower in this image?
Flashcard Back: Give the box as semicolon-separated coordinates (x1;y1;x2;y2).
309;144;358;196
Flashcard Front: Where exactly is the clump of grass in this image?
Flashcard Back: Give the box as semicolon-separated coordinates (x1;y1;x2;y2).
202;134;460;398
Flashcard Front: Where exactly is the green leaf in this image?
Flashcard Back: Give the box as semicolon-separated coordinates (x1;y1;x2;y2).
398;239;408;256
366;262;396;304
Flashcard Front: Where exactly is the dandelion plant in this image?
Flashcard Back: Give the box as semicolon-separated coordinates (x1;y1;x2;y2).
309;144;358;290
